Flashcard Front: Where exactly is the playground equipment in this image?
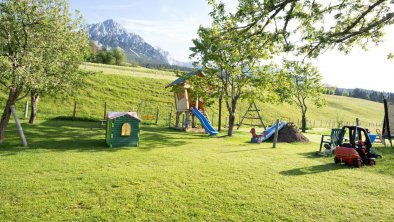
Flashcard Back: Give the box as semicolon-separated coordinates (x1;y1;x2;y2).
382;99;393;147
334;126;380;168
192;108;218;135
137;100;174;125
318;128;341;155
105;112;141;148
250;121;286;143
237;102;266;130
165;69;218;135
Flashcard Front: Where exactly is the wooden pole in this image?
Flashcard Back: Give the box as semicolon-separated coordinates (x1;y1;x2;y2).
103;101;107;120
168;112;172;128
182;114;185;131
72;100;77;121
24;101;29;119
356;118;360;126
273;119;280;148
218;95;222;132
155;108;159;125
11;106;28;147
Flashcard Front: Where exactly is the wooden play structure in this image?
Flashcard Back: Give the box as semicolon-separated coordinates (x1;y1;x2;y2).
382;98;393;147
237;102;266;130
105;112;141;148
165;69;217;135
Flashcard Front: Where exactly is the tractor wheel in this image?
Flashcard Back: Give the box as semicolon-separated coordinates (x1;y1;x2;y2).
334;157;341;164
353;159;362;168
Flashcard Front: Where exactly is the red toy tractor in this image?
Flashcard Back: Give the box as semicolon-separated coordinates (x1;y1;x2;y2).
333;126;377;168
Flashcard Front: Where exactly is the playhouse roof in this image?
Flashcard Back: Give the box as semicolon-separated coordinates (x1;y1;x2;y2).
165;69;204;88
107;112;141;121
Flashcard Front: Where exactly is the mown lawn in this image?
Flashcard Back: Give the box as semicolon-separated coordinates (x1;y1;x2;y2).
0;121;393;221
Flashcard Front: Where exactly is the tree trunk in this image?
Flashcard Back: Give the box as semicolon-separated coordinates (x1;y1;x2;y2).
227;97;238;137
301;113;307;133
29;91;40;124
228;113;236;136
0;87;22;144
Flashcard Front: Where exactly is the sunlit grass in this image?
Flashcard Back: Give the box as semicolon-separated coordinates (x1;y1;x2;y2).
0;121;393;221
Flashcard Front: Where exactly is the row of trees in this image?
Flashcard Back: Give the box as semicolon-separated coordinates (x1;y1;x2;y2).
0;0;90;144
190;0;394;136
324;87;394;103
87;45;126;66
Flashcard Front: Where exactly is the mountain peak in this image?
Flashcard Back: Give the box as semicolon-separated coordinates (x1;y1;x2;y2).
88;19;192;67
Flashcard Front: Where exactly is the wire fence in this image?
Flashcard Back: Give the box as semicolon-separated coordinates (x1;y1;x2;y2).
0;97;384;130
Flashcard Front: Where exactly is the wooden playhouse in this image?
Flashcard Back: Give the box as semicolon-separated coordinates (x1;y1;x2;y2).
105;112;141;148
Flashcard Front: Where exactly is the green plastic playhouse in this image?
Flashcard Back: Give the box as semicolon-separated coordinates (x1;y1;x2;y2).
106;112;141;148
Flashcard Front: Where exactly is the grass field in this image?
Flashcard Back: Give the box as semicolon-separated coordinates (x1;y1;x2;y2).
0;121;393;221
0;63;392;221
81;63;178;80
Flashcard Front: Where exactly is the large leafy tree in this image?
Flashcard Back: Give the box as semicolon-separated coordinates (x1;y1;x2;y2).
191;0;394;136
191;22;275;136
275;61;325;132
0;0;89;143
227;0;394;57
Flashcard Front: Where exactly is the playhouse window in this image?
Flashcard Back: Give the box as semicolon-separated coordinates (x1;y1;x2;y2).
121;123;131;136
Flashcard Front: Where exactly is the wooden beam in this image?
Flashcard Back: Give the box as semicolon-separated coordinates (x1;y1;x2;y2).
10;106;28;147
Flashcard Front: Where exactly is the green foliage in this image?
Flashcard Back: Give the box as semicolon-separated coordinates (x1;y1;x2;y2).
113;47;126;66
228;0;394;57
274;61;325;131
190;15;276;136
0;122;393;220
0;0;90;139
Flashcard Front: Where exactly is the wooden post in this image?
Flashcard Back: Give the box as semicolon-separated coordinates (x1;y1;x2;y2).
273;119;280;148
182;114;185;130
168;112;172;128
24;101;29;119
11;106;28;147
103;102;107;120
218;94;222;132
356;118;360;126
175;112;180;128
155;108;159;125
72;100;77;121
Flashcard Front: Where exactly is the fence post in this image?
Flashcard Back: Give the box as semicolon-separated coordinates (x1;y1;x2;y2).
273;119;280;148
155;108;159;125
24;101;29;119
103;101;107;120
72;100;77;121
168;112;172;128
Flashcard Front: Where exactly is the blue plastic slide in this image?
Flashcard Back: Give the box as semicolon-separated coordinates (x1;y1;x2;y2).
260;121;287;142
192;108;218;136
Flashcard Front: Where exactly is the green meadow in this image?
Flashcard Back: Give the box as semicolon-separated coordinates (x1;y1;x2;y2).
0;63;393;221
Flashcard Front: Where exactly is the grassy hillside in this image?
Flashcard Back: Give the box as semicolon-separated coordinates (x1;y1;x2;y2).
0;63;385;129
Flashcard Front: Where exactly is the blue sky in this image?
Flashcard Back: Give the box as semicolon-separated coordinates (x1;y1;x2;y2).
69;0;394;92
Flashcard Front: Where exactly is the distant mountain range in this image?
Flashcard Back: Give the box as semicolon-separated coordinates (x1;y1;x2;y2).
88;19;192;67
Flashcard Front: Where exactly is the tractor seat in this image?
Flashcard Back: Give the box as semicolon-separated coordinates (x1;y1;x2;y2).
341;143;353;148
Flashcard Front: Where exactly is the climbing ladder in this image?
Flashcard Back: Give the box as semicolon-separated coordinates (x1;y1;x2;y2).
237;102;266;130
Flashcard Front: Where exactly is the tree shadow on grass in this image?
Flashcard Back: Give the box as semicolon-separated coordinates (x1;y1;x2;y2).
0;121;202;153
138;126;207;151
279;163;344;176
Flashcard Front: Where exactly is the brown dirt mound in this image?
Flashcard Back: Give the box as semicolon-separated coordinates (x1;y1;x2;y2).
277;123;309;143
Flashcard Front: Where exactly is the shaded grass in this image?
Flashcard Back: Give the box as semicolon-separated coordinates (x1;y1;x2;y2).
0;121;393;221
